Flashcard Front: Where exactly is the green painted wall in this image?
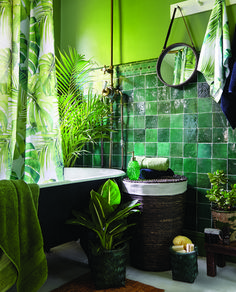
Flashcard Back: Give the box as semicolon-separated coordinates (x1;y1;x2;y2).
57;0;236;66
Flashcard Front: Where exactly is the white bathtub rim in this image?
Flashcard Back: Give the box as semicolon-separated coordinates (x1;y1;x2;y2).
122;180;187;196
39;167;126;188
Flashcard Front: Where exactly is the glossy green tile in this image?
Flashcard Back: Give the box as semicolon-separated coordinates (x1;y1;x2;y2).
158;129;170;142
170;143;183;157
134;142;145;155
171;87;184;99
184;158;197;172
198;98;213;113
157;86;170;100
146;143;157;156
146;88;158;101
158;114;170;128
228;159;236;174
170;129;183;142
213;128;228;143
184;83;197;98
184;114;198;128
184;128;198;143
126;142;134;153
213;144;227;158
184;143;197;157
158;142;170;156
146;128;157;142
170;157;183;172
146;74;158;88
145;101;157;115
113;142;122;155
133;89;145;102
198;128;212;143
228;143;236;159
198;158;211;173
121;77;134;91
213;113;228;127
198;143;212;158
134;116;145;128
146;115;158;128
134;75;145;89
134;129;145;142
228;128;236;143
184;99;197;113
93;154;101;166
184;172;196;186
126;129;134;142
170;114;183;128
171;100;184;114
127;116;134;129
198;113;211;128
212;159;227;173
157;101;171;114
197;173;210;188
134;102;145;115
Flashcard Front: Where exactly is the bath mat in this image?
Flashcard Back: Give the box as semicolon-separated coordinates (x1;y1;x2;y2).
50;273;164;292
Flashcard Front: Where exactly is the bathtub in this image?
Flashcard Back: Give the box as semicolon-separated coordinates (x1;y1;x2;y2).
38;167;125;251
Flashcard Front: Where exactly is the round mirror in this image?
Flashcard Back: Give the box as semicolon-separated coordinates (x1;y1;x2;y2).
156;43;198;88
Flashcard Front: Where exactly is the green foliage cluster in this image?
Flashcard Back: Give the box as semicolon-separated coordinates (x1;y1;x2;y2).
67;179;140;252
56;47;112;167
206;170;236;211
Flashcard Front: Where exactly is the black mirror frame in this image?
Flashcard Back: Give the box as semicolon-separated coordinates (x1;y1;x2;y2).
156;43;198;88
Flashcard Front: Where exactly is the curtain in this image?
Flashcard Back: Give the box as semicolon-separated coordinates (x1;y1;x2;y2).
0;0;63;183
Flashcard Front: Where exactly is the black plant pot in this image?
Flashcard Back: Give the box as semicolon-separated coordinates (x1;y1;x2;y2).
88;243;128;289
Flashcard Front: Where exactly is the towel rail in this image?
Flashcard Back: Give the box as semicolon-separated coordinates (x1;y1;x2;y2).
170;0;236;19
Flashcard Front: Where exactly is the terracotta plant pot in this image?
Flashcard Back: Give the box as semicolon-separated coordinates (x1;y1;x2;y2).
211;209;236;242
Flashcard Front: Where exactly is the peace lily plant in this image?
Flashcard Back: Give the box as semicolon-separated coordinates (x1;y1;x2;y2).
56;47;112;167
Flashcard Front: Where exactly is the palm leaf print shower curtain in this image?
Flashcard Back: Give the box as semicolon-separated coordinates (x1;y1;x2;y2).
0;0;63;183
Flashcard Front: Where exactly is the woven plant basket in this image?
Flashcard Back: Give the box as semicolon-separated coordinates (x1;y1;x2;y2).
88;244;128;289
122;175;187;271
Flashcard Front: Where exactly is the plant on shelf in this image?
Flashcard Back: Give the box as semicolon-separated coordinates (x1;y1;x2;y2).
56;47;112;167
206;170;236;211
67;179;140;289
206;170;236;243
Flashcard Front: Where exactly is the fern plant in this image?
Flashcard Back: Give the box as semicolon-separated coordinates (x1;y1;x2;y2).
56;47;112;167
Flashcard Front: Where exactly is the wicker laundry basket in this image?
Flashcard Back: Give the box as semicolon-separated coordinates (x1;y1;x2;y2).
122;175;187;271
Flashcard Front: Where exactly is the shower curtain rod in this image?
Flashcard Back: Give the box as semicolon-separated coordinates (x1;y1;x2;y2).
170;0;236;18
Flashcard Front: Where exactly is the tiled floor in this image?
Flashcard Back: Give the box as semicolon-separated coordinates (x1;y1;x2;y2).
8;240;236;292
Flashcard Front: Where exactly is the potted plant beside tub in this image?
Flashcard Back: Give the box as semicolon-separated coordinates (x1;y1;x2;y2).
67;179;140;289
206;170;236;243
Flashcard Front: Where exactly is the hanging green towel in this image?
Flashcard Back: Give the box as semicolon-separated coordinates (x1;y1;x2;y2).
0;180;47;292
197;0;231;103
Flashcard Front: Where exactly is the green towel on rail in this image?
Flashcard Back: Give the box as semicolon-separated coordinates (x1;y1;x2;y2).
197;0;231;103
0;180;47;292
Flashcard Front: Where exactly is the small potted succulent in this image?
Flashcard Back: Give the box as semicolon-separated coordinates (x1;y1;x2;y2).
67;179;140;289
206;170;236;242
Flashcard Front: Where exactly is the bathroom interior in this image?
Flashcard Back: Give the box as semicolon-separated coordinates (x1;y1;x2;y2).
2;0;236;291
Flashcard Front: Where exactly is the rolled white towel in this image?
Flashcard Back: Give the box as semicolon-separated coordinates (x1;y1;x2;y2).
134;157;169;171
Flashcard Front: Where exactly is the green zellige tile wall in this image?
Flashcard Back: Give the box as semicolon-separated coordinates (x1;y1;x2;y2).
76;58;236;235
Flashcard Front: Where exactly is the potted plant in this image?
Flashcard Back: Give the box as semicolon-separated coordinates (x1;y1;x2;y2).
206;170;236;242
67;179;140;289
56;47;112;167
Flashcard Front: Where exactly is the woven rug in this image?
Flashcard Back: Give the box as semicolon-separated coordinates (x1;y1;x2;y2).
51;273;164;292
